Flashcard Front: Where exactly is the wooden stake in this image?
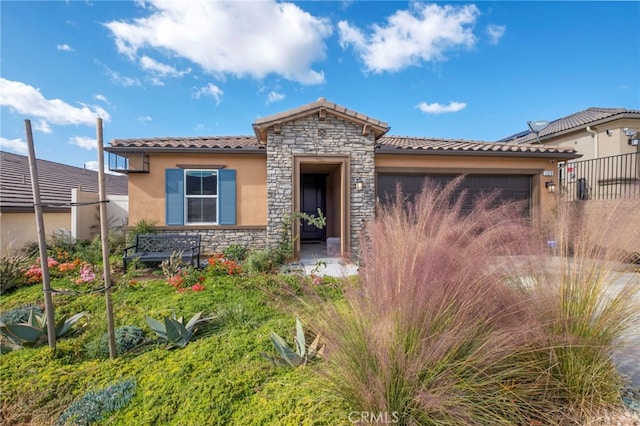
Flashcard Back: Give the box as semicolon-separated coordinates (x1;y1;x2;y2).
24;119;57;350
97;118;117;359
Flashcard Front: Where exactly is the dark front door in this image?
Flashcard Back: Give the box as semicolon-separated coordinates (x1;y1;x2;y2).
300;174;326;241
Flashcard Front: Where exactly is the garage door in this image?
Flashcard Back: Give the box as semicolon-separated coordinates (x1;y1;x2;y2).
376;174;532;216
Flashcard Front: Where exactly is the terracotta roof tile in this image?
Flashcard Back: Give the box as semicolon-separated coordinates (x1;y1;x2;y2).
499;107;640;143
110;136;261;150
376;136;579;157
1;151;128;212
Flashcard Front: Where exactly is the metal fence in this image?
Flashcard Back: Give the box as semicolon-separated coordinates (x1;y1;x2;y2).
559;152;640;200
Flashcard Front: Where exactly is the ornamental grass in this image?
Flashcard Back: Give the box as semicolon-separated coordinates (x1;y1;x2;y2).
317;179;640;425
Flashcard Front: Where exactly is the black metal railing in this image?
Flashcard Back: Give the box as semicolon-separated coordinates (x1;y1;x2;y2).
559;152;639;200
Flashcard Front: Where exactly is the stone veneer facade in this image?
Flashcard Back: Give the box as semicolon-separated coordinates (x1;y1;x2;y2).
266;113;377;257
147;227;267;255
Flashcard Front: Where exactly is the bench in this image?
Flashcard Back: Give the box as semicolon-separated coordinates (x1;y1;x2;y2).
123;234;201;271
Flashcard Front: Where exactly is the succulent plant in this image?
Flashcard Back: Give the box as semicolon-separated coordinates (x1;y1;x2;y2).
145;311;211;349
262;318;324;367
0;308;87;347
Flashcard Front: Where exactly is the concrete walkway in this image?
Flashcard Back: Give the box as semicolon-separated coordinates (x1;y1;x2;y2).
297;242;358;277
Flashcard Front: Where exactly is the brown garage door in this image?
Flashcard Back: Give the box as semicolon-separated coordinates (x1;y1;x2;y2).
376;174;532;216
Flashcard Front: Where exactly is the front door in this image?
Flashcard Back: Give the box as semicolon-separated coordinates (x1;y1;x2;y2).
300;174;326;241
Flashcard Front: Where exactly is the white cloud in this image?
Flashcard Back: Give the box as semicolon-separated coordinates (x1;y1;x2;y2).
487;24;506;45
33;119;52;134
137;115;152;123
83;160;124;175
57;44;74;52
266;91;285;104
0;137;28;154
417;101;467;114
69;136;97;150
193;83;223;105
0;78;111;130
338;3;479;73
100;63;141;87
139;55;191;78
94;94;110;104
105;0;331;84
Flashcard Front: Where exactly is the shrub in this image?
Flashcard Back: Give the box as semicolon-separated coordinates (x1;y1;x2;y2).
0;305;43;324
98;325;145;357
244;249;277;274
0;255;29;295
207;254;242;276
56;378;136;425
127;218;157;243
222;244;249;263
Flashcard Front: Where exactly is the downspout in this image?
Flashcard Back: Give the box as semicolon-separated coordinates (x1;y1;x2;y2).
586;126;598;158
586;126;599;194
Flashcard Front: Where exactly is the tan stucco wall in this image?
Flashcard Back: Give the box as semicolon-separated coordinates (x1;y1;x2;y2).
543;118;640;161
375;154;560;221
126;153;267;227
0;211;70;257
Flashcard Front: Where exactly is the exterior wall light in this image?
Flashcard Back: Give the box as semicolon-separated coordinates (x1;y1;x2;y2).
355;178;363;191
629;138;639;146
545;180;556;194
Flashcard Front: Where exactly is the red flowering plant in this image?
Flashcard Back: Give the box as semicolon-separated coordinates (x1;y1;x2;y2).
206;253;242;276
166;267;206;292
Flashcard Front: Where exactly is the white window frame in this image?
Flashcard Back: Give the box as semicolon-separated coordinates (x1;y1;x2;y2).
184;169;218;225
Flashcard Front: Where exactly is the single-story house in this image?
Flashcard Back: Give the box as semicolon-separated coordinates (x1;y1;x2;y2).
0;151;128;257
500;108;640;200
105;98;580;258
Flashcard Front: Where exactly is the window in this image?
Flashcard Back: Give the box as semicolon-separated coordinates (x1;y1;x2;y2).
185;170;217;223
166;168;236;226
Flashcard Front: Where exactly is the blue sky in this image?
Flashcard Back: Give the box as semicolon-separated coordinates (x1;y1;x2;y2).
1;1;638;171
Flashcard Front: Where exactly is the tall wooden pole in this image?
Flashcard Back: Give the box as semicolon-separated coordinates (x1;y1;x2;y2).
24;120;57;350
97;118;117;359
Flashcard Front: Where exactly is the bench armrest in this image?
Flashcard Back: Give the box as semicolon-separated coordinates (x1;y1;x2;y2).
123;244;138;257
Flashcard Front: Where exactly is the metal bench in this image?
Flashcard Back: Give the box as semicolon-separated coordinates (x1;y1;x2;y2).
123;234;201;271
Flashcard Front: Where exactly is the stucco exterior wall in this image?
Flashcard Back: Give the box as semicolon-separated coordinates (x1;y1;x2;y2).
126;153;267;227
0;211;70;257
265;113;376;256
543;119;640;161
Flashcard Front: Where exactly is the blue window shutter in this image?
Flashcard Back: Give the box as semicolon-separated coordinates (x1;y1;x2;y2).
165;169;184;225
218;169;236;225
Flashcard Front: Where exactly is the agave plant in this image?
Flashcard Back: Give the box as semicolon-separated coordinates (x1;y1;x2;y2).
0;308;87;347
262;318;324;367
145;311;211;349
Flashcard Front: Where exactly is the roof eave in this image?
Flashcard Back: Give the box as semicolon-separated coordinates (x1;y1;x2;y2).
375;147;581;160
105;146;266;154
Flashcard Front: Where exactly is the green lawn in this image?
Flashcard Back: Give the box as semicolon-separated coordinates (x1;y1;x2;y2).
0;273;347;425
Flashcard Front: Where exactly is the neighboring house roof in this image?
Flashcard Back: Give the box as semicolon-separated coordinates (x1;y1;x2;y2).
252;97;390;143
499;107;640;144
0;151;128;212
108;135;579;159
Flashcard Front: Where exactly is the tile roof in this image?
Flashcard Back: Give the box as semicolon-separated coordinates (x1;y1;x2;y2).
109;134;578;158
499;107;640;144
109;136;262;150
376;136;579;158
0;151;128;212
252;98;389;142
